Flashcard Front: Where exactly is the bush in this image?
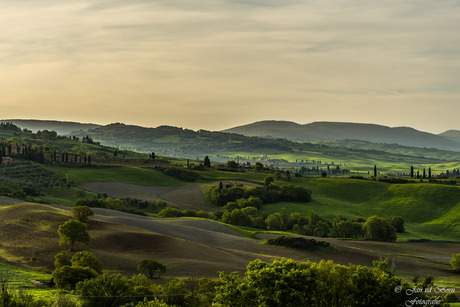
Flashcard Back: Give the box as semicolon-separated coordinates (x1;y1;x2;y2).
445;292;458;302
52;265;97;290
163;167;199;182
267;236;330;251
158;208;182;217
71;251;103;274
76;273;133;307
363;216;397;241
451;253;460;272
389;216;405;233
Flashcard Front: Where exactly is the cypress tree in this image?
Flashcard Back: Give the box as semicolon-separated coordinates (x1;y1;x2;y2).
410;166;414;179
428;167;431;179
374;165;377;178
423;168;426;179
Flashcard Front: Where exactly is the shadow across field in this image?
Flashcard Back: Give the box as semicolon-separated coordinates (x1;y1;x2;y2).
0;198;459;287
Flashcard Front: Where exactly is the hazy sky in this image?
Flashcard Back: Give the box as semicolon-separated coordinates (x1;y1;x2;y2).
1;0;459;133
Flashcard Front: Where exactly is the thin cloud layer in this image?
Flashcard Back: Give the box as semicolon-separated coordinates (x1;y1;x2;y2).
1;0;459;132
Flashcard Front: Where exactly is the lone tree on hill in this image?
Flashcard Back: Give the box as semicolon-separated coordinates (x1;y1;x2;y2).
72;206;94;223
58;219;90;251
138;259;166;279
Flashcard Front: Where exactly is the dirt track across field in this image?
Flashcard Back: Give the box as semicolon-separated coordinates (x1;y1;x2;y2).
80;182;211;211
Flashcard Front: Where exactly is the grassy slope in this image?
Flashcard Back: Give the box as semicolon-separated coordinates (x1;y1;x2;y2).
46;165;184;186
262;177;460;241
1;202;459;292
42;165;460;241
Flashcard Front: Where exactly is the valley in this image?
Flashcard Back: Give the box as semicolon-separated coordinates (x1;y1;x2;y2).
0;120;459;305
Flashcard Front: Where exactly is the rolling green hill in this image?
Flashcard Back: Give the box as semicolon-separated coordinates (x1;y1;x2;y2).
68;122;460;175
1;119;100;135
262;177;460;241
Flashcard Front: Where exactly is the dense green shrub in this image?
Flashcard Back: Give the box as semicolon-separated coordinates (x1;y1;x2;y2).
363;216;397;241
213;258;439;307
162;167;199;182
267;236;330;251
451;253;460;272
71;251;103;274
52;265;97;290
205;184;312;207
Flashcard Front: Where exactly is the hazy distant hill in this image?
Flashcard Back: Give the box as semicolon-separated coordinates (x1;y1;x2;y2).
1;119;100;135
71;123;303;154
224;121;460;151
439;130;460;144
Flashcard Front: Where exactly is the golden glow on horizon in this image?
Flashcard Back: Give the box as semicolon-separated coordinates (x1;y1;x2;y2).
1;0;459;133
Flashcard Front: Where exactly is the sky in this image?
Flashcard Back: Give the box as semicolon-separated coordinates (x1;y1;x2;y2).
1;0;459;133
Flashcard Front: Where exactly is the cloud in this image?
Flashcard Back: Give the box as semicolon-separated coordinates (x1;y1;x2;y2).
0;0;459;132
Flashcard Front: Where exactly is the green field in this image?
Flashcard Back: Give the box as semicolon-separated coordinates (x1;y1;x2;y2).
0;261;58;300
213;149;460;175
261;177;460;241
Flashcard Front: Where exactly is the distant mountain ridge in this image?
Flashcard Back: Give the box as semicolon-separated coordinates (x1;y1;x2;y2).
1;119;101;135
224;121;460;151
3;119;460;152
439;130;460;144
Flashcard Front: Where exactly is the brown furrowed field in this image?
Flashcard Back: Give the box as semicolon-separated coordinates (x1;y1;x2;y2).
0;198;459;288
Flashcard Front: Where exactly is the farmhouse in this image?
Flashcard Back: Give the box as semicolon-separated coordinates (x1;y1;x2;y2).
1;157;13;164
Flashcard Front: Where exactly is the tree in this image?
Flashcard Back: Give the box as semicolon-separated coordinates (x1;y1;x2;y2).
204;156;211;167
451;253;460;272
254;162;264;172
410;166;414;178
54;251;71;269
389;216;405;233
363;216;396;241
52;265;97;290
58;219;90;251
75;273;133;307
138;259;166;279
71;251;103;274
264;176;274;186
374;165;377;177
72;206;94;223
226;160;238;170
